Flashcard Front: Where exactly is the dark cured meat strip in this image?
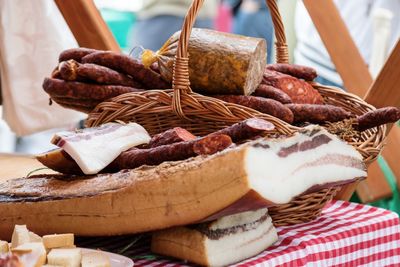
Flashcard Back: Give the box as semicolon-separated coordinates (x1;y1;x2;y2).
213;118;275;142
82;51;170;89
51;66;62;79
266;63;317;81
43;78;143;100
147;127;196;148
356;107;400;131
58;60;144;88
50;96;101;114
252;84;292;104
59;47;99;62
107;134;232;171
286;104;352;123
213;95;294;123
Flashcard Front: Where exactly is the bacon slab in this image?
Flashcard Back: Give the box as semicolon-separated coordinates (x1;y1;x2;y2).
51;123;151;174
152;208;278;266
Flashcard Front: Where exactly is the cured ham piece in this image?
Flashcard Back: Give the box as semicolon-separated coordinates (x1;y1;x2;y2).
0;125;366;238
152;208;278;267
51;123;151;174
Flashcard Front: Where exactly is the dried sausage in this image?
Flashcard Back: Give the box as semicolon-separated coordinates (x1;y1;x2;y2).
154;28;266;95
266;63;317;81
147;127;196;148
213;118;275;142
43;78;143;100
59;60;144;88
214;95;294;123
286;104;352;123
107;134;232;171
82;51;170;89
59;47;98;62
252;84;292;104
356;107;400;131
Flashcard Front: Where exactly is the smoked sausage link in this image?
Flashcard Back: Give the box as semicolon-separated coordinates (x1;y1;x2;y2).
214;95;294;123
108;134;232;171
266;63;317;81
214;118;275;142
252;84;292;104
356;107;400;131
147;127;196;148
82;51;170;89
59;47;99;62
286;104;352;123
59;59;144;88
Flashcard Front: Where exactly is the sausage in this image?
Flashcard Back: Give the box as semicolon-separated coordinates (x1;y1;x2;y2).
213;118;275;142
50;96;101;113
107;134;232;171
150;62;160;74
286;104;352;123
154;28;266;95
51;66;62;79
82;51;170;89
262;69;323;104
252;84;292;104
147;127;197;148
58;60;81;81
266;63;317;81
213;95;294;123
43;78;143;100
59;47;98;62
356;107;400;131
58;60;144;88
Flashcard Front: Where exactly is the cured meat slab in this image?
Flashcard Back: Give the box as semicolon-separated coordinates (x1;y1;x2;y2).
152;208;278;266
0;126;366;239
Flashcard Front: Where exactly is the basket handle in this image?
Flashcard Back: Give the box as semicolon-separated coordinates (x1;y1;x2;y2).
172;0;289;118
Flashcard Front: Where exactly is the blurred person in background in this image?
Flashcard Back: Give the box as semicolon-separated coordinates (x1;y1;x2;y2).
294;0;400;88
131;0;218;51
226;0;274;63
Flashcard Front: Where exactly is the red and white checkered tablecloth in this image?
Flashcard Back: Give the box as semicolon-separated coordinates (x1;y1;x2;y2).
131;200;400;267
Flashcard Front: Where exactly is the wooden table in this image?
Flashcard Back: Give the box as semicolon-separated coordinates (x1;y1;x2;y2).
0;154;55;183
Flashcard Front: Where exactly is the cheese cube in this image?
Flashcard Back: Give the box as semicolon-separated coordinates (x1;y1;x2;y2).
12;242;46;267
43;234;74;249
47;248;82;267
29;231;43;242
11;225;30;248
0;240;9;253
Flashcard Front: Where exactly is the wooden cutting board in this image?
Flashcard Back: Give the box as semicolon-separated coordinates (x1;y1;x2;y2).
0;154;56;183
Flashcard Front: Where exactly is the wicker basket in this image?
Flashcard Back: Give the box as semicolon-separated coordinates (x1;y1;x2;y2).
86;0;386;226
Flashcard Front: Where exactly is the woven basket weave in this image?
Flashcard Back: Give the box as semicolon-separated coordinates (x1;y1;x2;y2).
86;0;386;226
